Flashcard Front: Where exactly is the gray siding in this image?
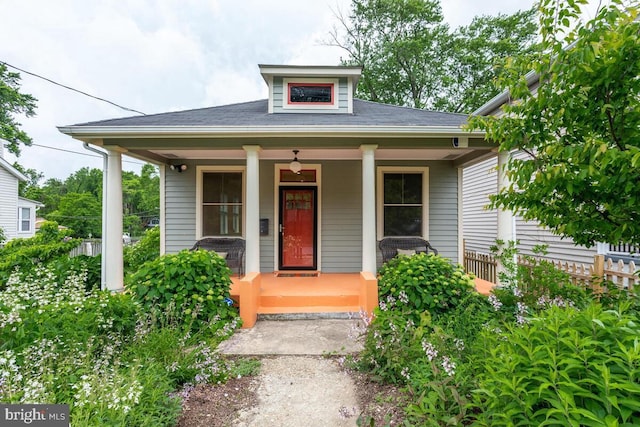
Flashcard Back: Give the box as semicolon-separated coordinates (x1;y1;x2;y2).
321;161;362;272
165;161;197;253
272;77;350;114
259;162;275;271
462;157;497;253
428;163;459;263
0;167;19;240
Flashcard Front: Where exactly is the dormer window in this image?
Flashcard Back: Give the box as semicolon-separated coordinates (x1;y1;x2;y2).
288;83;333;104
282;78;339;110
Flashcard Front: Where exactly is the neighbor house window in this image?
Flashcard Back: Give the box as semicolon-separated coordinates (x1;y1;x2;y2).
377;167;429;238
201;171;243;236
18;207;31;232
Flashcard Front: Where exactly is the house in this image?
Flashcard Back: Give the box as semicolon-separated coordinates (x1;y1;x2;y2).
59;64;498;326
0;142;42;242
463;74;638;271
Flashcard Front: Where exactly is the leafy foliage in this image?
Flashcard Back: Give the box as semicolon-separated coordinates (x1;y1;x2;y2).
473;303;640;426
47;192;102;238
124;226;160;274
330;0;537;112
0;262;244;426
0;62;37;156
0;221;80;287
469;0;640;246
378;253;476;319
126;249;237;330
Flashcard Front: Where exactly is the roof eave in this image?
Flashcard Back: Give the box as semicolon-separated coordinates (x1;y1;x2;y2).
472;70;539;116
58;125;485;139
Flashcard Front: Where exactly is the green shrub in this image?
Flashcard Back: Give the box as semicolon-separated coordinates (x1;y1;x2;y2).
124;226;160;274
378;253;476;320
0;222;80;287
472;302;640;426
126;249;237;330
48;254;102;292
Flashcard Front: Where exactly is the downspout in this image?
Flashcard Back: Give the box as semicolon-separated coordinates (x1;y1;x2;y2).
83;142;108;290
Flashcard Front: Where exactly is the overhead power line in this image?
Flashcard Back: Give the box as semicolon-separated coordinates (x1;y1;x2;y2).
1;60;146;115
30;143;148;166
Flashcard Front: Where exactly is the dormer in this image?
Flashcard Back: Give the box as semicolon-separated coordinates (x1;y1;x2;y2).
259;64;362;114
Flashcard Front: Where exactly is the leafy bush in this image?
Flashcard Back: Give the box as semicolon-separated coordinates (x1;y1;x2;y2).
0;262;244;426
0;221;80;287
378;253;476;320
473;302;640;426
124;226;160;274
126;249;237;330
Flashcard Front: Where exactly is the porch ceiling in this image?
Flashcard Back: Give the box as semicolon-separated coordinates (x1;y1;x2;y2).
148;147;485;161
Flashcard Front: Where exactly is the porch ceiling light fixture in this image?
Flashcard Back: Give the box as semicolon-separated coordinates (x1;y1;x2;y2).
170;164;187;172
289;150;302;174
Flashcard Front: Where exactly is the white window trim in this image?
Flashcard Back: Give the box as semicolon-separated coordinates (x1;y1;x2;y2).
195;166;246;239
282;78;339;110
17;207;32;233
273;163;322;271
376;166;429;240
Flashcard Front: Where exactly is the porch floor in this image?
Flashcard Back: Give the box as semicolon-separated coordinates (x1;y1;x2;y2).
231;273;362;315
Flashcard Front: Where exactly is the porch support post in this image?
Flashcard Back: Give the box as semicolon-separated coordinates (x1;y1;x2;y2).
496;150;515;285
361;144;378;274
243;145;261;274
105;147;125;291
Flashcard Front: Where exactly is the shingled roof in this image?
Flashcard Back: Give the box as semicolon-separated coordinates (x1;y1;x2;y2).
71;99;469;128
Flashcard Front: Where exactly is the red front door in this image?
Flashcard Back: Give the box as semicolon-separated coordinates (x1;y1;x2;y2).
279;187;317;270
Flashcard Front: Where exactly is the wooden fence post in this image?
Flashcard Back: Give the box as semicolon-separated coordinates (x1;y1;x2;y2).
592;254;605;294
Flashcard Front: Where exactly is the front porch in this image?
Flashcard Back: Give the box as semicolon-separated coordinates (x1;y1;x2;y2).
229;272;378;328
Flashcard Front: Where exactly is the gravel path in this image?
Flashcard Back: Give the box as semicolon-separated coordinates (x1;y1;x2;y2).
233;356;359;427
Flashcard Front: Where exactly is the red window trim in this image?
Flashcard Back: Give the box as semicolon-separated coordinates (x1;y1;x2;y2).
287;82;334;106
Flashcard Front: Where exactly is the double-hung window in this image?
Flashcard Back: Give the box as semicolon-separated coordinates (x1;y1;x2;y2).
199;170;244;237
18;207;31;233
377;167;429;238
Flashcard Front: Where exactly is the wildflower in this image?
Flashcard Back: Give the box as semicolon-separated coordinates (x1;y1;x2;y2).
488;294;502;311
441;356;456;376
400;366;411;381
454;338;465;352
398;291;409;304
422;340;438;361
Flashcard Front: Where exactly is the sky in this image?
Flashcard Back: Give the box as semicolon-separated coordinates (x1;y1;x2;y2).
0;0;543;181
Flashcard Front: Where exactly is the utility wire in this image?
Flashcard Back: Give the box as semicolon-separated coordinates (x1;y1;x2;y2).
31;143;149;166
1;60;147;116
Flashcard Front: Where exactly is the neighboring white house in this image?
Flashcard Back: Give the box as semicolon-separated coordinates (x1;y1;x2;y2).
463;74;637;266
0;143;42;241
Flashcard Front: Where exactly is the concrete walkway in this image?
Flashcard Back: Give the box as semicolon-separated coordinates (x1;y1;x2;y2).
220;319;364;426
219;319;364;356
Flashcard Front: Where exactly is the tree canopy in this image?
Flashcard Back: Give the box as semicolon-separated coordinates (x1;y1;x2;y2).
22;165;160;238
469;0;640;246
329;0;537;113
0;63;37;156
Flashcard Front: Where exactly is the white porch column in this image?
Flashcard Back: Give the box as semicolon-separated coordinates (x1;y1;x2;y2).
361;144;378;274
105;148;124;291
496;150;515;285
243;145;261;273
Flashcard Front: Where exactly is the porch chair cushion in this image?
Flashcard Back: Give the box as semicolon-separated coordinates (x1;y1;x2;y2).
190;238;245;276
379;237;438;264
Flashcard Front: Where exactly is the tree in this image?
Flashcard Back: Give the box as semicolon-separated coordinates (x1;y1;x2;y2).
48;192;101;238
469;0;640;246
0;63;37;156
329;0;537;112
434;9;538;113
12;162;43;197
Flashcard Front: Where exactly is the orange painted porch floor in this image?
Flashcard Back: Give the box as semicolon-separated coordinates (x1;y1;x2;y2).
229;273;496;314
231;273;362;314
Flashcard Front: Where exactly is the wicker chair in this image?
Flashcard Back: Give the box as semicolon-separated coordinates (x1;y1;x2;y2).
190;237;245;276
378;237;438;264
